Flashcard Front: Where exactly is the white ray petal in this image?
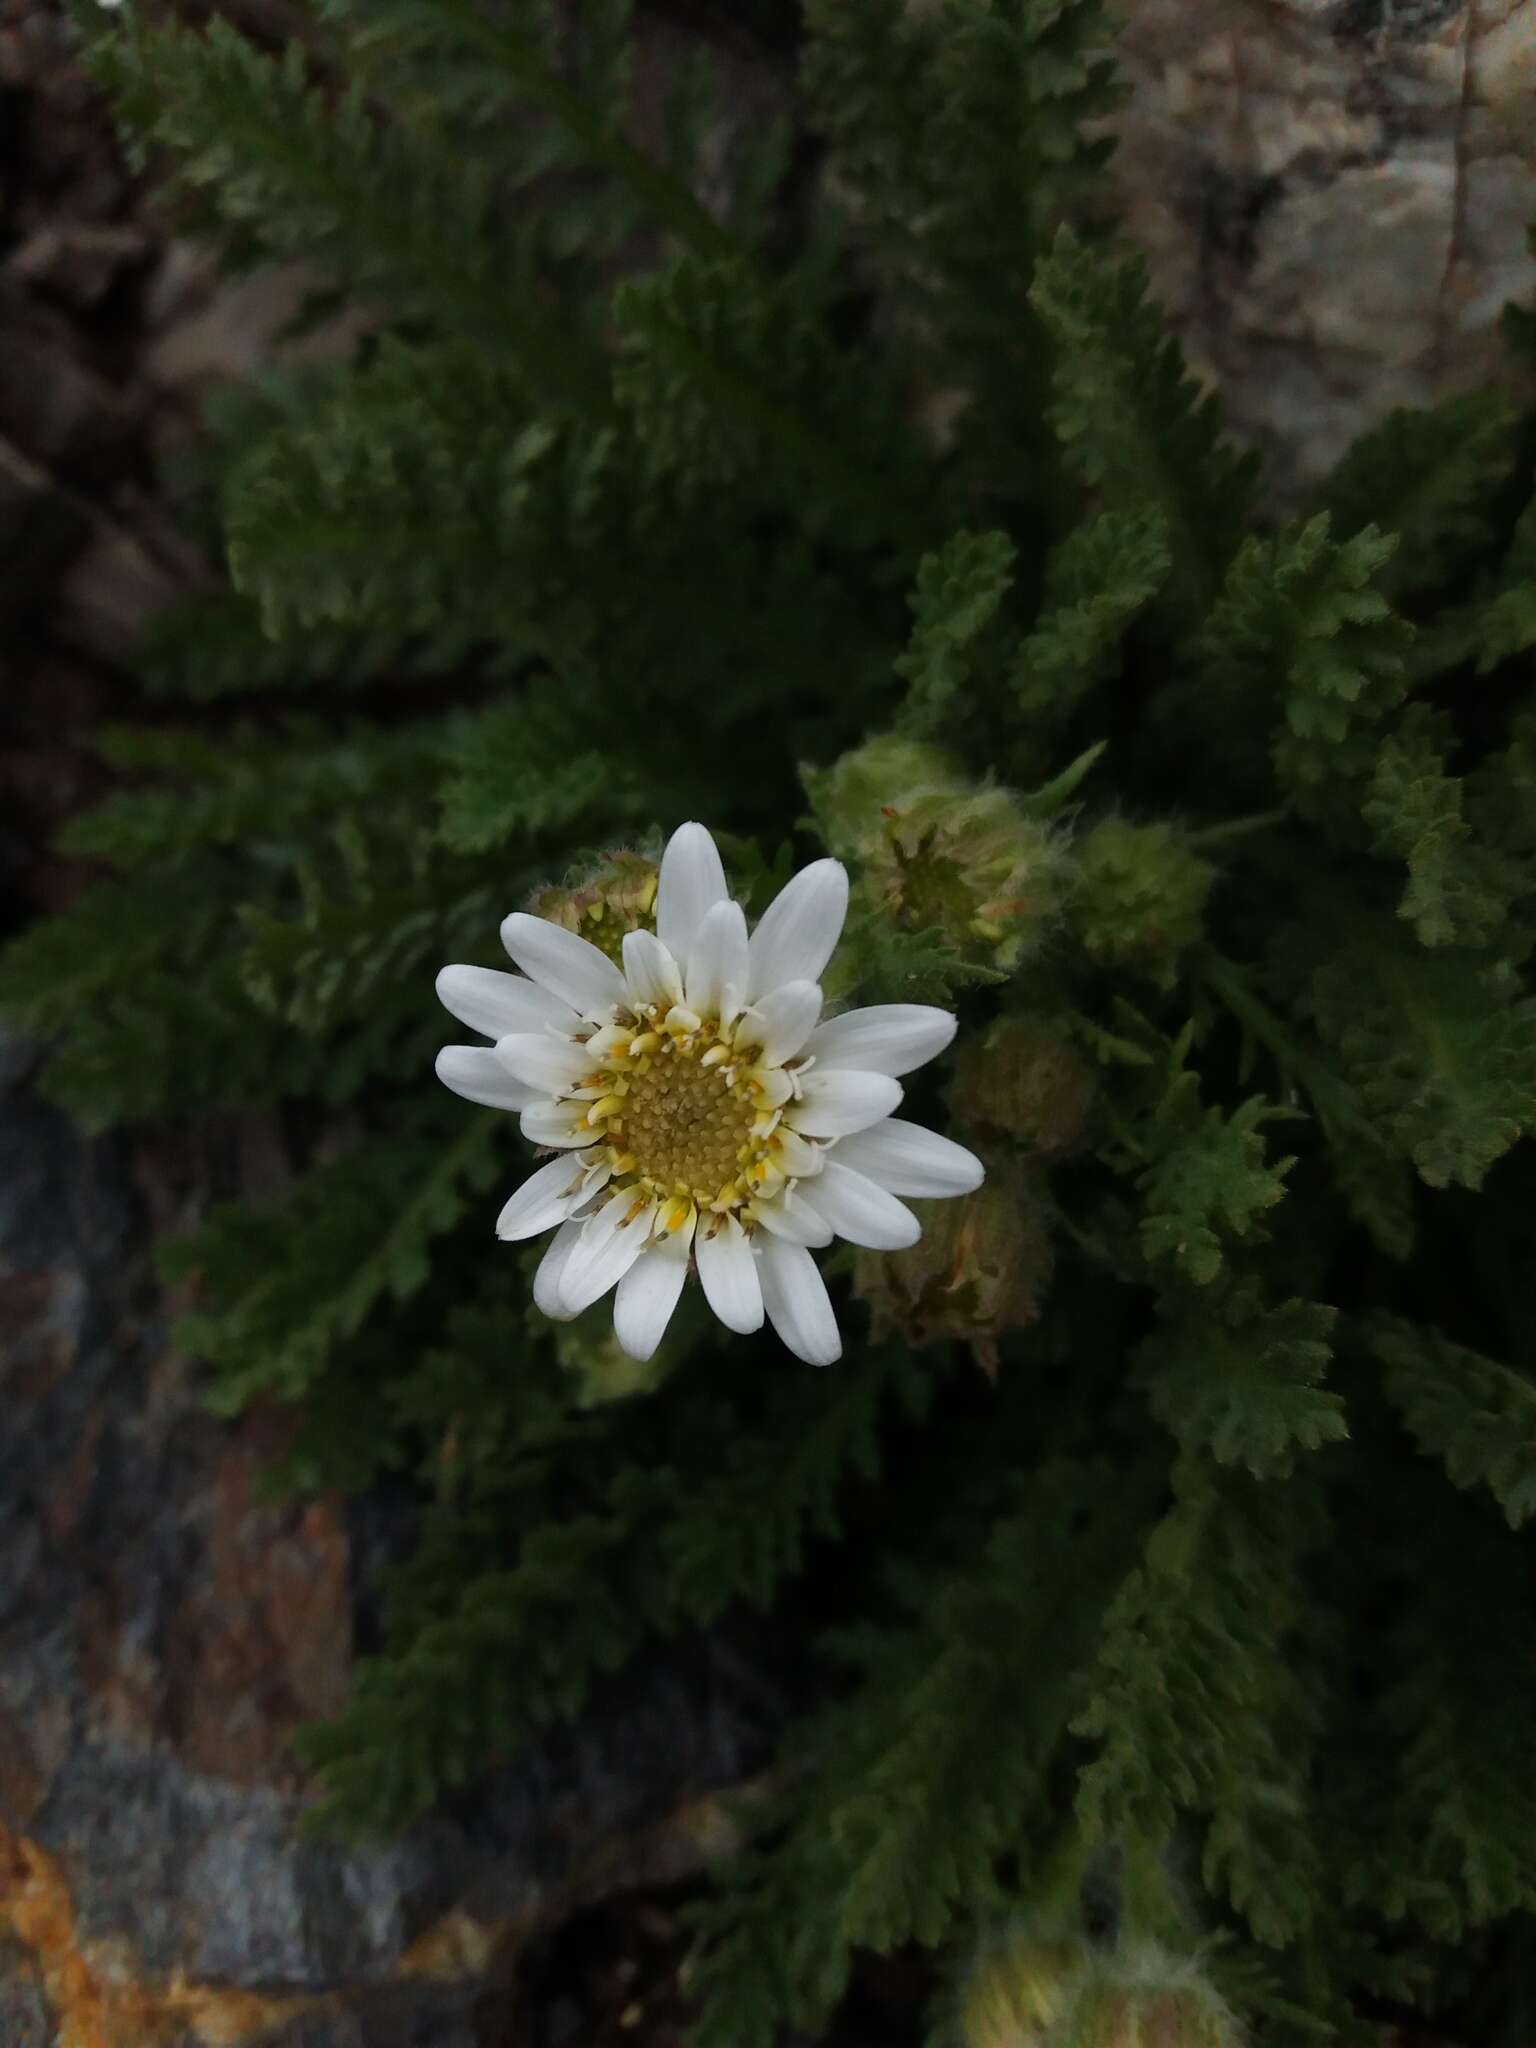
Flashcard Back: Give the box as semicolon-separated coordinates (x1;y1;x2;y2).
500;911;627;1020
495;1153;591;1242
435;964;577;1041
739;980;823;1065
613;1228;693;1362
494;1031;595;1095
796;1159;921;1250
558;1193;654;1315
788;1068;902;1139
519;1099;598;1149
533;1217;587;1319
696;1215;764;1334
656;822;728;961
685;898;749;1019
622;928;684;1010
757;1237;842;1367
829;1118;986;1198
751;1192;834;1248
769;1125;824;1179
806;1004;956;1078
435;1045;538;1112
746;859;848;1000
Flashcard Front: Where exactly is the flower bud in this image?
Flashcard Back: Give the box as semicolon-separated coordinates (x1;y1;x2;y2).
805;738;1069;970
1054;1951;1242;2048
1072;819;1212;984
957;1925;1092;2048
949;1019;1093;1157
855;1153;1051;1373
527;850;659;966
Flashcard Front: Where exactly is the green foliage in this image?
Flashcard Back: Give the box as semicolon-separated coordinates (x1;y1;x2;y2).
9;5;1536;2045
896;530;1018;740
689;1458;1144;2047
1137;1097;1295;1285
1141;1283;1344;1478
303;1338;929;1833
1030;231;1257;614
1371;1316;1536;1530
1073;1463;1328;1949
1307;924;1536;1190
1321;390;1525;599
167;1107;502;1413
1010;507;1171;759
1363;705;1527;948
1195;513;1411;815
1355;1507;1536;1943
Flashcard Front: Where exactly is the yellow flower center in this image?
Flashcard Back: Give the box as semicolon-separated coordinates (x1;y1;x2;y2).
575;1010;787;1215
611;1039;758;1201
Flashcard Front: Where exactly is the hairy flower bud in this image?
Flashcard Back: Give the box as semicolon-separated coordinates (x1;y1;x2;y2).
806;737;1069;970
957;1926;1092;2048
527;849;660;965
1056;1951;1242;2048
1072;818;1212;984
855;1153;1050;1372
950;1019;1094;1157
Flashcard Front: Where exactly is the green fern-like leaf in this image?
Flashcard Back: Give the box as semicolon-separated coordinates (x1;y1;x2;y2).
301;1340;932;1834
1322;390;1524;599
79;10;609;409
690;1459;1143;2048
1141;1282;1344;1479
1309;928;1536;1190
1197;515;1410;816
895;529;1017;740
1360;1519;1536;1940
1363;705;1526;949
1137;1096;1296;1286
1371;1316;1536;1529
1029;230;1256;614
1074;1463;1327;1947
163;1106;503;1414
1010;506;1170;754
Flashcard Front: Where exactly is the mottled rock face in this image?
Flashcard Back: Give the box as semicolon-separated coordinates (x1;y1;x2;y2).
1110;0;1536;497
0;1038;778;2043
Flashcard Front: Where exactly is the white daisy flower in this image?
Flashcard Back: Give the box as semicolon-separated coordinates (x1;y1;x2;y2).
434;822;985;1367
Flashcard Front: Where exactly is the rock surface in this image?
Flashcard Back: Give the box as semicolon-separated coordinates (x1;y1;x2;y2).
0;1048;778;2047
1110;0;1536;498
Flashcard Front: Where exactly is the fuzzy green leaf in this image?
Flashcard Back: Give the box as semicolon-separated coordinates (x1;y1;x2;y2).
1074;1464;1327;1947
1142;1283;1344;1479
895;529;1017;738
1363;705;1524;948
1138;1097;1295;1285
1030;229;1256;614
1197;514;1410;815
1322;391;1524;598
1310;931;1536;1190
1011;506;1170;749
163;1108;503;1412
1371;1316;1536;1529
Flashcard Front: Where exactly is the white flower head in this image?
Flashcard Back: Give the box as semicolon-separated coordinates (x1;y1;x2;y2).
435;823;985;1367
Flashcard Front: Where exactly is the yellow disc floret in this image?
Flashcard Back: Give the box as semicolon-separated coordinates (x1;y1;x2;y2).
570;1005;792;1218
616;1040;756;1200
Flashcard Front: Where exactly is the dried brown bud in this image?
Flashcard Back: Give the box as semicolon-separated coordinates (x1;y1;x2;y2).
949;1019;1094;1157
855;1153;1051;1373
